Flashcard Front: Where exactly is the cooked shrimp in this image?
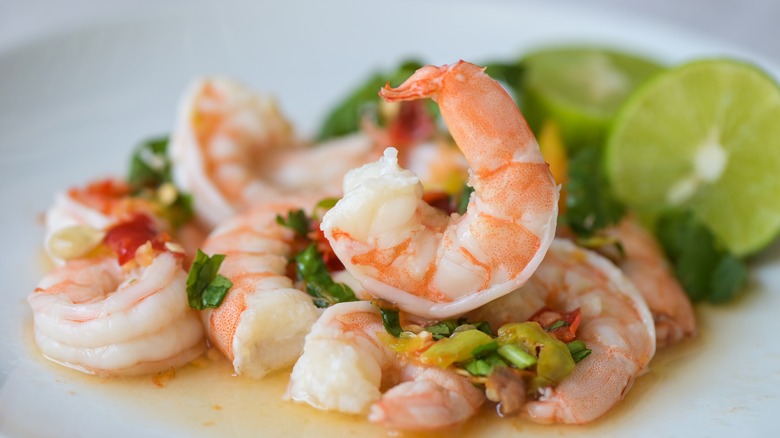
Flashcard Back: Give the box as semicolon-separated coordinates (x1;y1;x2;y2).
468;239;655;424
27;251;206;376
321;61;559;318
605;216;696;348
199;201;321;379
285;301;484;431
169;77;379;228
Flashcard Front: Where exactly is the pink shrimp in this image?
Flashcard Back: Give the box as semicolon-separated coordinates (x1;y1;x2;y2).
169;78;380;228
285;301;484;431
605;216;697;347
28;250;205;376
321;61;559;319
198;200;321;378
468;239;655;424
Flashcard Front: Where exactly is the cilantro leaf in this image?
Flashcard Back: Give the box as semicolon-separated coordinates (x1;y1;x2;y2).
187;249;232;310
316;60;433;141
128;136;171;192
656;210;747;303
276;209;311;239
562;147;626;237
371;300;402;337
295;243;357;308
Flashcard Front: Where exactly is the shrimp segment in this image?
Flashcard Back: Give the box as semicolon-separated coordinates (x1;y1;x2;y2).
606;216;696;347
27;252;206;376
321;61;558;318
170;78;379;228
199;201;321;378
286;301;484;431
469;239;655;424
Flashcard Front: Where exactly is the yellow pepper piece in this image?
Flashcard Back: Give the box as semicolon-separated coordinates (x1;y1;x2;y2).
538;119;569;213
498;322;575;390
420;329;494;368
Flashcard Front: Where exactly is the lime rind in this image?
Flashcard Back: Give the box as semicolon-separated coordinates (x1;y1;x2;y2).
520;46;665;150
605;59;780;255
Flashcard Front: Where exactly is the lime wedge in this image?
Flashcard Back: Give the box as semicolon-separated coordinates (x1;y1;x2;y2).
605;59;780;256
521;47;664;150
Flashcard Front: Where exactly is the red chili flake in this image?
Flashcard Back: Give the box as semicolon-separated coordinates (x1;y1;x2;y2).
422;191;455;214
386;100;436;166
68;179;132;214
307;221;344;272
529;307;582;343
103;214;167;265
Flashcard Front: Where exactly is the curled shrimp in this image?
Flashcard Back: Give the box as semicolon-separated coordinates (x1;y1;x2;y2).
169;78;379;228
285;301;485;431
606;216;696;348
27;250;206;376
468;239;655;424
199;200;321;378
321;61;559;318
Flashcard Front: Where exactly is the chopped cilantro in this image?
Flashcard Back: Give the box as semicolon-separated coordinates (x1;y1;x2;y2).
295;243;357;308
128;136;171;192
562;147;626;237
186;249;232;310
656;210;747;303
276;209;311;239
546;320;568;331
372;300;402;337
127;136;194;229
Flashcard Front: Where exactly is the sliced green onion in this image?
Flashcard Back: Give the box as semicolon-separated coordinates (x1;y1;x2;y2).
567;340;592;363
497;344;537;369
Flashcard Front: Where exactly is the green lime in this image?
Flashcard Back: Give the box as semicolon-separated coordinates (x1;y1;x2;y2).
605;59;780;256
520;47;665;151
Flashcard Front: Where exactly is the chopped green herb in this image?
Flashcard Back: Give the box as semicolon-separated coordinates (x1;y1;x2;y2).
313;198;340;219
295;243;357;308
276;209;311;239
127;136;194;229
463;353;508;377
497;344;537;369
656;210;748;303
186;249;232;310
316;60;435;141
562;147;626;237
424;320;459;340
128;136;170;192
372;300;402;337
472;341;500;358
546;320;568;331
566;340;592;363
472;321;494;337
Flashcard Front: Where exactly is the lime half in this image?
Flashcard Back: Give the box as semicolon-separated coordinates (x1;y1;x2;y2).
605;59;780;256
521;47;664;150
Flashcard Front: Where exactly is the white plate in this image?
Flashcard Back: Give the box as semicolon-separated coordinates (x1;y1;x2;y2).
2;1;780;437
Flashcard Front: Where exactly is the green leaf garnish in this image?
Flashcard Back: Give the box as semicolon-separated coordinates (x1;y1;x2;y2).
186;249;233;310
127;136;194;229
316;59;436;141
276;209;311;239
424;320;459;340
656;210;748;303
295;243;357;308
562;147;626;237
566;340;592;363
372;299;402;337
128;136;171;192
